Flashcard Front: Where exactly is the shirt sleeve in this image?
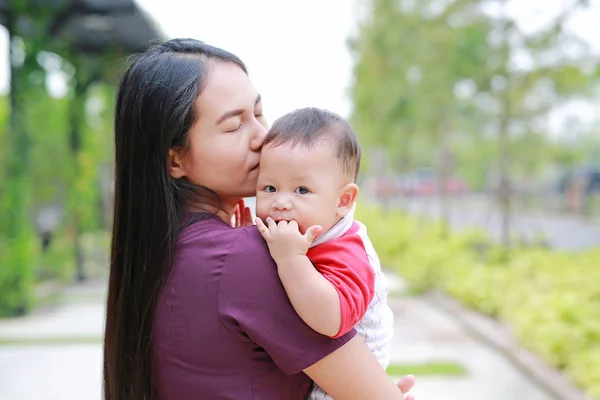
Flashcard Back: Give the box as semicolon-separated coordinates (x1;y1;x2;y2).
307;230;375;338
218;226;357;375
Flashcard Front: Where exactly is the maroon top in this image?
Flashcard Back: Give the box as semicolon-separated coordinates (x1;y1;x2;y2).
153;214;356;399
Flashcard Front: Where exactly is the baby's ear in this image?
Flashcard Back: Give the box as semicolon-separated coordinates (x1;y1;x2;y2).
337;183;359;218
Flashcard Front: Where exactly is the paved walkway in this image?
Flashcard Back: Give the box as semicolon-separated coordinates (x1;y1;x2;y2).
0;276;556;400
388;294;553;399
0;282;105;400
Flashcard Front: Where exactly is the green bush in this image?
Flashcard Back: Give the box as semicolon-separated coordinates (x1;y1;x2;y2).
0;233;37;316
356;203;600;399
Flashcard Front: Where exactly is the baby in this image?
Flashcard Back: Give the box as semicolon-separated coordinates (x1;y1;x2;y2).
255;107;394;399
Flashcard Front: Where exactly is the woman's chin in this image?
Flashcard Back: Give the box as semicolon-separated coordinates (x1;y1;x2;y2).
239;177;259;197
236;187;257;199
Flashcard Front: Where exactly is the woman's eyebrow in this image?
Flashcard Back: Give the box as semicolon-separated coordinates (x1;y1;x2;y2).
216;109;243;125
216;94;262;125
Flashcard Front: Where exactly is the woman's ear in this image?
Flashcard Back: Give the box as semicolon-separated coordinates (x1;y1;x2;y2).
168;148;187;179
337;183;359;218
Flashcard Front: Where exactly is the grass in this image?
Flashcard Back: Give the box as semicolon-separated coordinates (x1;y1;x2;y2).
0;336;103;346
387;361;467;377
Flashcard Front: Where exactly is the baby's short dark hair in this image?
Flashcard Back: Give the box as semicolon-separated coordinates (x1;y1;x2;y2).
264;107;361;181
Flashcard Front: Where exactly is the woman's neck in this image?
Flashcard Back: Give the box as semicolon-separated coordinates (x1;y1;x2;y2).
186;197;240;225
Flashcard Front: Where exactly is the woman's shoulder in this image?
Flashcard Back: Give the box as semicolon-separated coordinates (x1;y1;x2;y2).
209;222;281;300
180;216;270;253
180;218;356;377
231;225;273;256
178;217;275;275
216;225;357;376
221;225;277;276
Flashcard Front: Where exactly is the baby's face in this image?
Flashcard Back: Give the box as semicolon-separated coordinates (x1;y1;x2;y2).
256;142;347;235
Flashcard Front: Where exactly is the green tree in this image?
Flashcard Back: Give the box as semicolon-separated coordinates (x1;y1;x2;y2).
0;4;119;314
350;0;600;246
350;0;493;227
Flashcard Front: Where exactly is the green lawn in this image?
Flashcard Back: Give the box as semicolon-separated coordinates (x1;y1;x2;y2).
0;336;103;346
387;361;467;377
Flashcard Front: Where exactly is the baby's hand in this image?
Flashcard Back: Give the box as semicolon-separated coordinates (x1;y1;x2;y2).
255;217;322;263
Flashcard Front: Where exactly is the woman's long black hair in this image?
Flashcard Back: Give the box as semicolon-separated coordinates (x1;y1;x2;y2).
103;38;246;400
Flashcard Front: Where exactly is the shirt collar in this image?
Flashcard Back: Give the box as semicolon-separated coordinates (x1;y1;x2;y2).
310;203;356;248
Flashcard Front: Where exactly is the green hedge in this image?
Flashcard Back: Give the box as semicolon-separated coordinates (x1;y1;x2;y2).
0;229;111;317
0;234;37;316
356;204;600;399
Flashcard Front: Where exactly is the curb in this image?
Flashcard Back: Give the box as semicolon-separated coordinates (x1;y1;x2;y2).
425;290;590;400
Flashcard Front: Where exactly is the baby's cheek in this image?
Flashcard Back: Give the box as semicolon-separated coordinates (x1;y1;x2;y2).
297;216;317;235
254;197;268;220
298;223;308;235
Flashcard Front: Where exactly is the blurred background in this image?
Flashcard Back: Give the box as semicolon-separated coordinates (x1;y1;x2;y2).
0;0;599;399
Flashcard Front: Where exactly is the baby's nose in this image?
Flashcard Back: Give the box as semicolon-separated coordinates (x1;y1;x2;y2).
273;197;292;211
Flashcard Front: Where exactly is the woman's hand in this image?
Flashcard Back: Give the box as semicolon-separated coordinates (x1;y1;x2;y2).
232;199;254;228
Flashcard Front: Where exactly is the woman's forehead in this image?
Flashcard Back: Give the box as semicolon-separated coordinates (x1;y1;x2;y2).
198;62;259;117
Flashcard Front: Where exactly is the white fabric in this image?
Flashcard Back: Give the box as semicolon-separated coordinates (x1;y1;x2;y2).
308;205;394;400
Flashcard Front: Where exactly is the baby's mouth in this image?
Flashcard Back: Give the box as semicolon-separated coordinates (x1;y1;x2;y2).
270;216;294;223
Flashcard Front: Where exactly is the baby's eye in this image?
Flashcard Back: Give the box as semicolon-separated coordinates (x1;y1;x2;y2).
264;185;276;193
295;186;309;195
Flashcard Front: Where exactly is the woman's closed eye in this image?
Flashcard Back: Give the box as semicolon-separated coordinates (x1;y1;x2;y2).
226;113;263;132
255;104;264;119
255;113;267;127
294;186;309;195
226;123;242;133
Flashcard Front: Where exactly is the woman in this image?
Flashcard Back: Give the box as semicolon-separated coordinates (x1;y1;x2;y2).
103;38;415;399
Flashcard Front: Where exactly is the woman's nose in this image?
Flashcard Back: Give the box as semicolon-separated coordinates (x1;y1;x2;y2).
250;120;268;151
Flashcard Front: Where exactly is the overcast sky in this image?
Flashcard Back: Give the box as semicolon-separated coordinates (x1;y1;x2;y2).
133;0;359;122
1;0;599;129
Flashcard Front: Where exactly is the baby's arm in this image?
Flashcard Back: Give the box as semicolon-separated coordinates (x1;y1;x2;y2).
308;231;376;337
256;217;375;337
275;255;342;337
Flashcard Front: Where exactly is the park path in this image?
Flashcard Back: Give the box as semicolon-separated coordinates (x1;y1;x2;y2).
0;273;557;400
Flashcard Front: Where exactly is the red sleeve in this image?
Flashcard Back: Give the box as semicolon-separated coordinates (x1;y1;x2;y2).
306;223;375;338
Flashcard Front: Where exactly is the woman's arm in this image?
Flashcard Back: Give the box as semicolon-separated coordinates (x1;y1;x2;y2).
304;335;407;399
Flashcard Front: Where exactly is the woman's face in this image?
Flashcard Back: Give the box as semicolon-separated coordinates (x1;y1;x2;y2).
171;61;268;203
